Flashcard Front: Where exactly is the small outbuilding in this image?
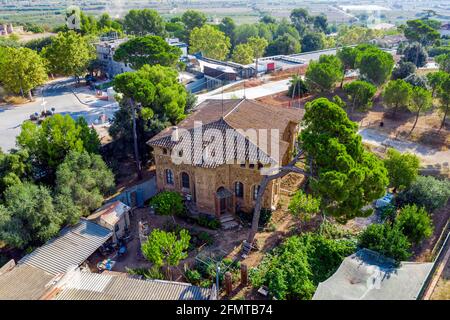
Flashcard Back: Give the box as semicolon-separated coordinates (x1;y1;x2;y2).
87;201;131;243
313;249;433;300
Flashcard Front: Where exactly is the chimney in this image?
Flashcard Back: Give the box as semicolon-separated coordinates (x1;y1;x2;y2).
171;126;179;142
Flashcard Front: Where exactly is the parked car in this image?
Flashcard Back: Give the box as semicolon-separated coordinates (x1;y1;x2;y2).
375;193;394;209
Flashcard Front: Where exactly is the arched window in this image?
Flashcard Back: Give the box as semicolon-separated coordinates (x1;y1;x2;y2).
181;172;190;189
252;185;260;200
165;169;174;185
234;182;244;198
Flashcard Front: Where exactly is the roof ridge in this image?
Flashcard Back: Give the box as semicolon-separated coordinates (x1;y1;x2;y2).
223;98;246;119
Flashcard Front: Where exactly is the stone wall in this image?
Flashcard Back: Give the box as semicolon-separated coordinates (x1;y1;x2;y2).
153;146;278;216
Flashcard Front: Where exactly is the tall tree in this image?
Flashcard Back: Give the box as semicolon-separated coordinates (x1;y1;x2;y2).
426;70;447;96
407;86;433;135
382;79;413;117
141;228;190;280
123;9;165;36
305;60;342;93
232;43;254;65
55;150;115;216
266;34;301;56
301;32;324;52
357;49;394;85
436;53;450;73
0;47;47;100
0;182;61;249
436;74;450;129
182;9;207;42
404;19;440;47
313;14;328;33
247;36;269;78
113;65;186;178
392;60;416;80
189;25;230;60
383;148;420;192
290;8;312;36
402;42;428;67
343;80;377;112
300;98;388;221
337;46;358;88
42;31;94;82
16;114;100;175
113;36;182;70
219;17;236;47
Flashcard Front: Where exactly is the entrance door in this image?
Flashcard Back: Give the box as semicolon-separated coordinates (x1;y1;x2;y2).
220;197;227;213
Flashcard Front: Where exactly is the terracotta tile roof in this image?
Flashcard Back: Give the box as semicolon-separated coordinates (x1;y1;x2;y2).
148;99;303;168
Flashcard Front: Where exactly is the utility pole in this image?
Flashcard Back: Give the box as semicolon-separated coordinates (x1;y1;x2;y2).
131;99;142;180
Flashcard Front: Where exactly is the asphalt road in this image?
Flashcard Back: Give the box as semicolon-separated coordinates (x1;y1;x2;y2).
0;78;118;152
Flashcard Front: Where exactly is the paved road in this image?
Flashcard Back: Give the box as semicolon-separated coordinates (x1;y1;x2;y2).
0;78;118;152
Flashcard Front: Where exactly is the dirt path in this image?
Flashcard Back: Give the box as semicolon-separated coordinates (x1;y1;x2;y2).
359;128;450;168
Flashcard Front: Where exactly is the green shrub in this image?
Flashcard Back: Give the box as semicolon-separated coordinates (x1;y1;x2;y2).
250;233;355;300
126;266;165;280
185;268;202;285
198;231;214;245
396;204;433;244
150;191;185;216
358;223;411;262
397;176;450;212
197;216;221;230
428;46;450;57
199;279;213;288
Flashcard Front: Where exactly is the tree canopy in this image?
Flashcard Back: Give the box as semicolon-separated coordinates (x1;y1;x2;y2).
232;43;254;65
189;25;230;61
358;223;411;262
305;58;342;93
397;175;450;213
114;64;187;123
357;48;394;85
402;42;428;67
404;19;440;47
141;228;190;279
343;80;377;112
382;79;413;116
300;98;389;222
383;148;420;191
123;9;165;37
114;35;182;70
0;182;62;249
16;115;100;174
55;151;114;216
301;32;324;52
407;86;433;135
0;47;47;99
42;31;94;80
392;60;416;80
396;204;433;245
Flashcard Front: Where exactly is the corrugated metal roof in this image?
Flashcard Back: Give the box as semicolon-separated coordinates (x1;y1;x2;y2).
54;271;213;300
0;264;55;300
19;220;112;275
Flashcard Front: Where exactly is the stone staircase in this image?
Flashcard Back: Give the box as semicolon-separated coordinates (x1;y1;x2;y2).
220;213;240;230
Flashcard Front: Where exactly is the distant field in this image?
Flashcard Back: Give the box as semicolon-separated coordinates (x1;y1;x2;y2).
1;0;449;28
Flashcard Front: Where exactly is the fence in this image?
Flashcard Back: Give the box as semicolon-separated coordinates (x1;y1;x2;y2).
107;177;157;208
417;221;450;299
